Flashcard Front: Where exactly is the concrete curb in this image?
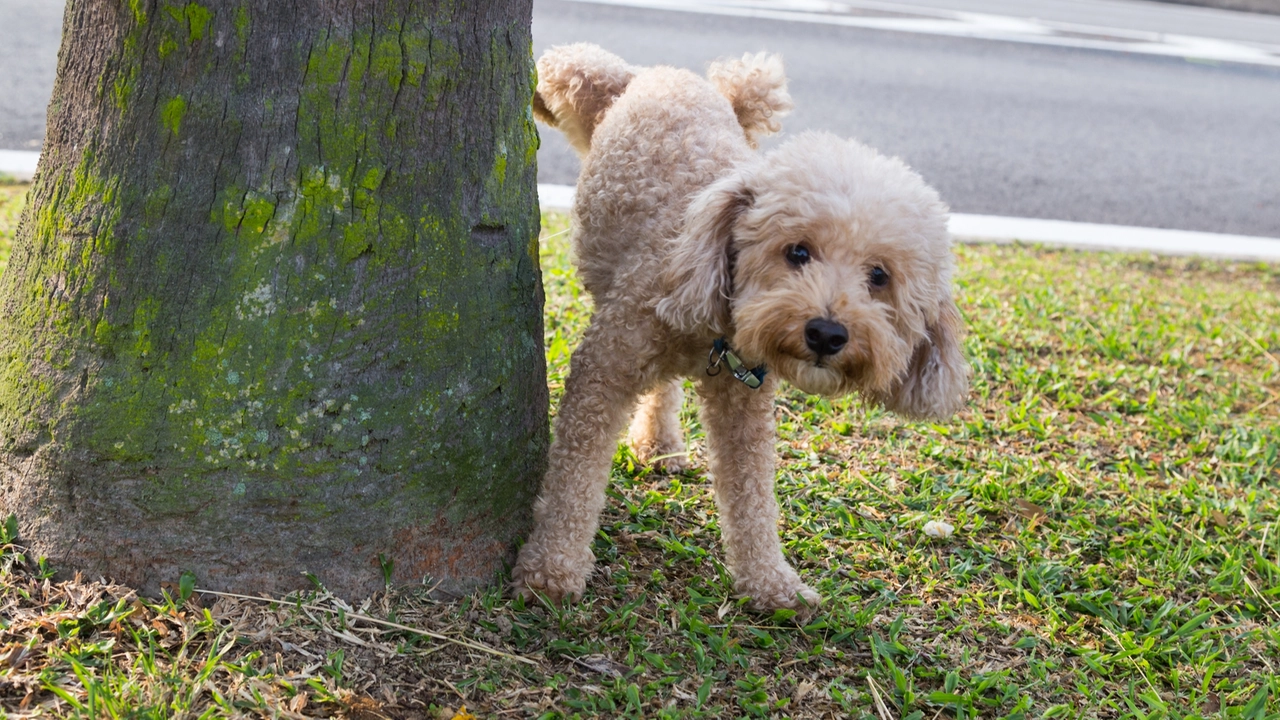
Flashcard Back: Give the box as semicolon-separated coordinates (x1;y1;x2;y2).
949;214;1280;262
538;183;1280;263
0;150;39;182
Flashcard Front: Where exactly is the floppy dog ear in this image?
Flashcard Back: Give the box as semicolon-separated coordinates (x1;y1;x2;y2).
655;172;755;335
876;295;970;420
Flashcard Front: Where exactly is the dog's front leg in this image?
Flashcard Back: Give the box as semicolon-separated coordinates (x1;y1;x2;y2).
696;374;820;614
513;321;647;603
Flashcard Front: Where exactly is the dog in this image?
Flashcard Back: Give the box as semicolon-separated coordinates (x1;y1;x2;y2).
513;44;969;612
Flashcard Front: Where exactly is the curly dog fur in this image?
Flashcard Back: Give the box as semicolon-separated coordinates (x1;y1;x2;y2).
515;44;970;612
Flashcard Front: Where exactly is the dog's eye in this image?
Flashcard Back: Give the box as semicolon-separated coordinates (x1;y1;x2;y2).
784;244;811;267
869;266;889;288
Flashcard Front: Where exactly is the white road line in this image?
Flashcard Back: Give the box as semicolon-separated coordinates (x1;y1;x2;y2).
538;184;1280;262
0;150;39;181
558;0;1280;68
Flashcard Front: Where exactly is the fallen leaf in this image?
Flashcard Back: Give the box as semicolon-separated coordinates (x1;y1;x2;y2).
793;679;816;703
1013;499;1047;519
671;685;697;702
338;691;387;720
6;645;29;669
574;654;629;678
857;504;886;520
923;520;955;539
717;601;734;620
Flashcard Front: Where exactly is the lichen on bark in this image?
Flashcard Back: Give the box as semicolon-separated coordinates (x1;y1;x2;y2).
0;0;546;599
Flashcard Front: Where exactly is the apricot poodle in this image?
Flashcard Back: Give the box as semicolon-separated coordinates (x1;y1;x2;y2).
514;44;969;612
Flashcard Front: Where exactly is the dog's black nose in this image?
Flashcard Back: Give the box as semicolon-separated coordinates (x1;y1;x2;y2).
804;318;848;357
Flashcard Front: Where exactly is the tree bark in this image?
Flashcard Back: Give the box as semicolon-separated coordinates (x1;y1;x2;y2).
0;0;547;600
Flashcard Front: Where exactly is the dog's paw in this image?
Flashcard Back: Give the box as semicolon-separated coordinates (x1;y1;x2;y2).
511;542;593;604
735;568;822;618
646;449;691;473
627;438;690;473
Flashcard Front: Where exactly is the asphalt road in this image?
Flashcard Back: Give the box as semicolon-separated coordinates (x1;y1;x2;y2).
533;0;1280;237
830;0;1280;44
3;0;1278;236
0;0;61;151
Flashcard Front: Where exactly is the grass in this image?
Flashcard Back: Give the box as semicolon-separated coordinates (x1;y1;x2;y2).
1;199;1278;718
0;182;26;273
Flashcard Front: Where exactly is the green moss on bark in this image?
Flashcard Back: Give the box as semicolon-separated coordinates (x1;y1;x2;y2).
0;1;546;599
164;3;211;43
161;97;186;135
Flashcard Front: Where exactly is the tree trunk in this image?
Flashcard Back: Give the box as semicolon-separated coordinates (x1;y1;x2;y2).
0;0;547;600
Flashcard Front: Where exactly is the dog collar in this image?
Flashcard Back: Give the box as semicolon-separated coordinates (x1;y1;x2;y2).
707;338;767;389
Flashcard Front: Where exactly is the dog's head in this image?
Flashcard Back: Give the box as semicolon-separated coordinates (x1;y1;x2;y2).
657;132;969;419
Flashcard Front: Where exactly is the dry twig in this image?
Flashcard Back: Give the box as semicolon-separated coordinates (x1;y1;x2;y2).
195;588;537;666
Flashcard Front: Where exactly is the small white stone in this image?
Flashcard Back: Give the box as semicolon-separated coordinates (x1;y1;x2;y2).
923;520;955;539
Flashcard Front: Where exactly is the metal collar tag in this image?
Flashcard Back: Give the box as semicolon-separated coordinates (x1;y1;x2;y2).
706;338;768;389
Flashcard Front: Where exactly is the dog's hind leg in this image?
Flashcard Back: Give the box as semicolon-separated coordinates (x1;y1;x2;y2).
513;317;650;603
627;379;689;472
696;373;821;614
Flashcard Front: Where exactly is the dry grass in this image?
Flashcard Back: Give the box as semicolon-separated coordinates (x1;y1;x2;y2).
0;203;1277;718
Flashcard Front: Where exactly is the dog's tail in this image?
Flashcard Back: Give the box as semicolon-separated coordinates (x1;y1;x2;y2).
707;52;793;148
532;43;636;157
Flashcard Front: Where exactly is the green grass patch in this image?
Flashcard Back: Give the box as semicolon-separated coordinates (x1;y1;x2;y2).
0;183;27;274
0;205;1276;718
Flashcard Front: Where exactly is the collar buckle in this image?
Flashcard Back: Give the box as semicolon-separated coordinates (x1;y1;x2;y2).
707;338;767;389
